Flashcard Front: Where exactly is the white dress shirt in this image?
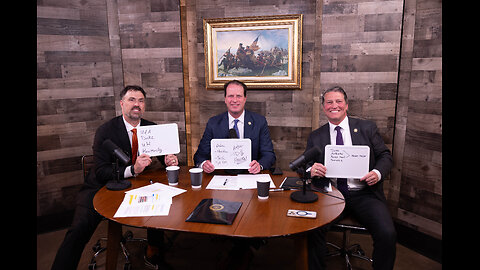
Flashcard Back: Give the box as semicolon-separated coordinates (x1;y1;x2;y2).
122;116;139;178
228;110;245;139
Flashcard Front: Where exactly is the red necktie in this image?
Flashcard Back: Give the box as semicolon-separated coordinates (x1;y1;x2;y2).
131;128;138;165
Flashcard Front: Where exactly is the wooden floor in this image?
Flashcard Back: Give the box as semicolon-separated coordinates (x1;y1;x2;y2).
37;219;441;270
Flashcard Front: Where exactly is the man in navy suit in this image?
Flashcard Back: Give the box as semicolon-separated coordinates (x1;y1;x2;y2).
194;80;276;174
52;85;178;270
306;86;396;270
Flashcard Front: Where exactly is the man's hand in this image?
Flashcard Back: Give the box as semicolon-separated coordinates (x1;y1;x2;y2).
133;154;152;174
202;160;215;173
360;171;379;186
248;160;262;174
310;162;327;178
164;154;178;166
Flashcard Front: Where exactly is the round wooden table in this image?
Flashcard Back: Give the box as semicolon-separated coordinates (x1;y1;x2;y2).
93;166;345;270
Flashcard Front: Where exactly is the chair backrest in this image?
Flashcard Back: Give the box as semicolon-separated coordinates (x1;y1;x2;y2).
81;155;95;181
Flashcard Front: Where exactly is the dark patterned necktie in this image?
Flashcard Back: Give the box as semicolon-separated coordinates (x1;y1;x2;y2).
335;126;349;198
233;119;240;138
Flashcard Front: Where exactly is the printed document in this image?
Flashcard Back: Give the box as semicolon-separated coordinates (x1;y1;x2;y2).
113;183;186;217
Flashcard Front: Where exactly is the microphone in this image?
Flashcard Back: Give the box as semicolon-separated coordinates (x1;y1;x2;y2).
289;145;322;203
228;128;238;139
289;146;321;171
102;139;130;165
102;139;132;191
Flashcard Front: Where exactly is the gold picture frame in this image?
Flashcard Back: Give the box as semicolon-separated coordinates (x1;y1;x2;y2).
204;14;303;89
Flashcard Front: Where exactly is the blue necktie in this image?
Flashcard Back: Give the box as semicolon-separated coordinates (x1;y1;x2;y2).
335;126;349;198
233;119;240;138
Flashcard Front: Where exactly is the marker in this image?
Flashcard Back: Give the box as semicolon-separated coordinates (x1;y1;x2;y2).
223;179;228;185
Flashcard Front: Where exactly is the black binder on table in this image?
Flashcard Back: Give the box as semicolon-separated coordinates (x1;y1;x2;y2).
280;177;303;190
185;198;242;225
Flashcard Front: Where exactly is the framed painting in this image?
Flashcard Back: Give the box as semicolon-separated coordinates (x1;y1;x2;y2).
203;14;303;89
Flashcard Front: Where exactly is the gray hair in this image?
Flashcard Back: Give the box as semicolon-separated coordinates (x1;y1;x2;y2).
321;86;348;104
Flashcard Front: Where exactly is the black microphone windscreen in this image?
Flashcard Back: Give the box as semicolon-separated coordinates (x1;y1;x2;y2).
289;146;321;171
304;146;321;161
229;128;238;138
102;139;130;165
102;139;117;153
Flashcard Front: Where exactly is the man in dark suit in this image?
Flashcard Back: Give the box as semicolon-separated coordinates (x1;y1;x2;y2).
306;86;396;270
193;80;275;269
51;85;178;270
193;80;276;174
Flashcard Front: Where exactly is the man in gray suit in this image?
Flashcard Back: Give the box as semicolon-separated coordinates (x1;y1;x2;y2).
306;86;396;270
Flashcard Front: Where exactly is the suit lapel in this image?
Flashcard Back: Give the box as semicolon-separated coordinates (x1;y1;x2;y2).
244;110;253;138
348;117;361;145
221;112;230;138
316;124;331;164
116;116;132;155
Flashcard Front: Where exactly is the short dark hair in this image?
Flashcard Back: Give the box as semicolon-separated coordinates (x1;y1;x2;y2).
321;86;348;104
120;85;146;99
223;80;247;97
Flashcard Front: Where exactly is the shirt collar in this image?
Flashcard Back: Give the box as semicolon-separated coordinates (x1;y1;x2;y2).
228;110;245;124
122;115;140;131
328;116;349;133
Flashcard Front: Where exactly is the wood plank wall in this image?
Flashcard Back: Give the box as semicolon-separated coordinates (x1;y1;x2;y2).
37;0;442;240
37;0;114;216
186;0;402;182
37;0;185;217
116;0;186;163
182;0;441;240
188;0;321;170
390;0;442;239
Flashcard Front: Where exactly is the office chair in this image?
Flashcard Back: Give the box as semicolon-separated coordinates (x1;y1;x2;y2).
326;215;373;270
82;155;148;270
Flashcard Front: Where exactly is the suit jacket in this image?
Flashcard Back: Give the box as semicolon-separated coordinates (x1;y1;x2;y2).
77;116;160;208
193;110;276;170
305;117;393;202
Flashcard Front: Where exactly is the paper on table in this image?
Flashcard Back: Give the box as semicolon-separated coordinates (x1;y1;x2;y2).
206;175;239;190
113;191;173;217
113;183;186;218
126;182;186;197
237;174;276;189
206;174;275;190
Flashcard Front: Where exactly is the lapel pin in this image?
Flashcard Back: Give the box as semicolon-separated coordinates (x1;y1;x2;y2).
248;121;252;125
354;128;358;133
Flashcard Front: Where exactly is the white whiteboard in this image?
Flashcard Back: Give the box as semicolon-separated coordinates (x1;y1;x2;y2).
137;123;180;156
211;139;252;169
324;145;370;179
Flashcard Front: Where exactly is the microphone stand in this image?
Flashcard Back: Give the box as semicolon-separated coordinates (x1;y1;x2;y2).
106;157;132;191
290;166;318;203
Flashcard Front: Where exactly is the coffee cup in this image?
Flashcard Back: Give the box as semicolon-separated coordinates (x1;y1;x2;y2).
189;168;203;188
257;179;270;199
166;166;180;186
